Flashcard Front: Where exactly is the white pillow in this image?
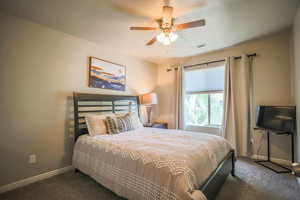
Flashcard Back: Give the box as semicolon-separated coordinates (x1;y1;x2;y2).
128;112;143;129
85;114;114;136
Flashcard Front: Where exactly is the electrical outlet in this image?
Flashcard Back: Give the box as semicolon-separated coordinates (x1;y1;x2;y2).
29;154;36;164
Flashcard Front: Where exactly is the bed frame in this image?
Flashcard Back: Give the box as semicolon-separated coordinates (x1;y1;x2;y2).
73;92;236;200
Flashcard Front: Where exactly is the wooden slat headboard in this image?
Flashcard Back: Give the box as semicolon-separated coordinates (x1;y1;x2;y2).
73;92;140;141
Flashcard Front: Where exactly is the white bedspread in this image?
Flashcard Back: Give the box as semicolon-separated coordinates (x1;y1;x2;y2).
73;128;232;200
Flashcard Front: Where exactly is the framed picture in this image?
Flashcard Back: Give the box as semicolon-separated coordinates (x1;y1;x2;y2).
89;57;126;91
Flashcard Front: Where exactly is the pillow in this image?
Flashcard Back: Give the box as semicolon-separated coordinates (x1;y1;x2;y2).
105;113;143;134
116;113;135;132
85;114;115;136
128;112;143;129
105;116;120;134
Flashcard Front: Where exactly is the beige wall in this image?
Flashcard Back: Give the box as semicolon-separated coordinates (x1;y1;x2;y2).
155;30;294;161
0;13;158;187
293;6;300;162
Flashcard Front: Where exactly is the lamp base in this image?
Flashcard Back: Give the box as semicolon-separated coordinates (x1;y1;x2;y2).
145;106;152;125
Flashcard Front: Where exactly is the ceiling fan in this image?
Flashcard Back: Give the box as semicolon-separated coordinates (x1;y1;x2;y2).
129;5;205;46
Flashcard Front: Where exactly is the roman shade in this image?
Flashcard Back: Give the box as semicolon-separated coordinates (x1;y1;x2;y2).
184;65;225;93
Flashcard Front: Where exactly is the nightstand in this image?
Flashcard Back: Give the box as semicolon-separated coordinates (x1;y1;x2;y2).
144;122;168;129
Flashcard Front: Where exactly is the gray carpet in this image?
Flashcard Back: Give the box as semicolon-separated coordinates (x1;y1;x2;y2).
1;158;299;200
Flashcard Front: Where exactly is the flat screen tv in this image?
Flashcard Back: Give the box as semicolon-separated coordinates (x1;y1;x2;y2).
256;106;296;132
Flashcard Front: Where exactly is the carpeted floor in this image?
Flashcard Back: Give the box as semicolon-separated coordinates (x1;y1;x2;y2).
1;158;299;200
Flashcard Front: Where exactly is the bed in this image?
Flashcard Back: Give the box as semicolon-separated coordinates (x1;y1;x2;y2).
72;92;235;200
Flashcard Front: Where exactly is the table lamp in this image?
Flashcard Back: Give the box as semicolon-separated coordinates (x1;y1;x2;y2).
141;93;157;126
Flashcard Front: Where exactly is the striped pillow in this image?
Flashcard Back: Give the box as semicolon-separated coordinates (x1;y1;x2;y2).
105;116;120;134
105;114;135;134
117;114;134;132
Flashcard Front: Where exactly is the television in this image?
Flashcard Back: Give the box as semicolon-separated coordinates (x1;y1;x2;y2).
256;106;296;132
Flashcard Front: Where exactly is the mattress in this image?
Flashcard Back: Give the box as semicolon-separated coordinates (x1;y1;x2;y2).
73;127;232;200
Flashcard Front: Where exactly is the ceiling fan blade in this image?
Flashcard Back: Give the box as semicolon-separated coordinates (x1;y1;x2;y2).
130;27;158;31
175;19;205;30
146;37;157;46
162;6;173;27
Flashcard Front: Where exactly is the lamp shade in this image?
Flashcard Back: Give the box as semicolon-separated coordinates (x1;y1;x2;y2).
141;93;157;105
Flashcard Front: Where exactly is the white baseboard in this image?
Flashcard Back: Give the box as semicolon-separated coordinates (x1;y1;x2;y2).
251;154;291;166
0;165;74;194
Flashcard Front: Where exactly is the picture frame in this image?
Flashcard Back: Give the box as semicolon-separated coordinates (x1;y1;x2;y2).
89;57;126;91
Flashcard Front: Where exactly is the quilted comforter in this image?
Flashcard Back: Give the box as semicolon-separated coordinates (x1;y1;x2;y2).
73;128;232;200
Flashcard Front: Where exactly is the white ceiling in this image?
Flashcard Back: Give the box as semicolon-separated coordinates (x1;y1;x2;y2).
0;0;299;64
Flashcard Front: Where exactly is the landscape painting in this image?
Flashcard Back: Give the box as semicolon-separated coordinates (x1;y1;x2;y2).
89;57;126;91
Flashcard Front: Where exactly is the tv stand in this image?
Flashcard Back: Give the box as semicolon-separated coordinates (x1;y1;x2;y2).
254;129;294;173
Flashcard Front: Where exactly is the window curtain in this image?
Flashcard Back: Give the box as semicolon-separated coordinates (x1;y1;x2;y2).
175;65;183;129
221;55;255;157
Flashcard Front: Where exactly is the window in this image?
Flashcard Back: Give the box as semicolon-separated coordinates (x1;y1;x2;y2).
185;92;224;126
184;65;225;128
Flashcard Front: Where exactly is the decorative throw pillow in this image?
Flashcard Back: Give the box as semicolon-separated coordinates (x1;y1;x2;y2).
85;114;115;136
116;113;134;132
105;112;143;134
105;113;142;134
105;116;120;134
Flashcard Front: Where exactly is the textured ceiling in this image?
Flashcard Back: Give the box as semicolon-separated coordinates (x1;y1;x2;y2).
0;0;299;64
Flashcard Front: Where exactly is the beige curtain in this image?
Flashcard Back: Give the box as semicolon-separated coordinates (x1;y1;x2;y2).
221;55;254;157
175;65;183;129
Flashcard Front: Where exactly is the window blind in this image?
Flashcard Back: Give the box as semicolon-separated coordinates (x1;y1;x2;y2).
184;65;225;93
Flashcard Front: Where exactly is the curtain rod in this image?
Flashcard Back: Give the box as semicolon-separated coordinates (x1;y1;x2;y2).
183;53;257;69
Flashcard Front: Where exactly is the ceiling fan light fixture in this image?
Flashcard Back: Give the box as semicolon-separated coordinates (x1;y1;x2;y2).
162;38;171;45
169;32;178;42
156;32;166;43
156;31;177;45
129;5;206;46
